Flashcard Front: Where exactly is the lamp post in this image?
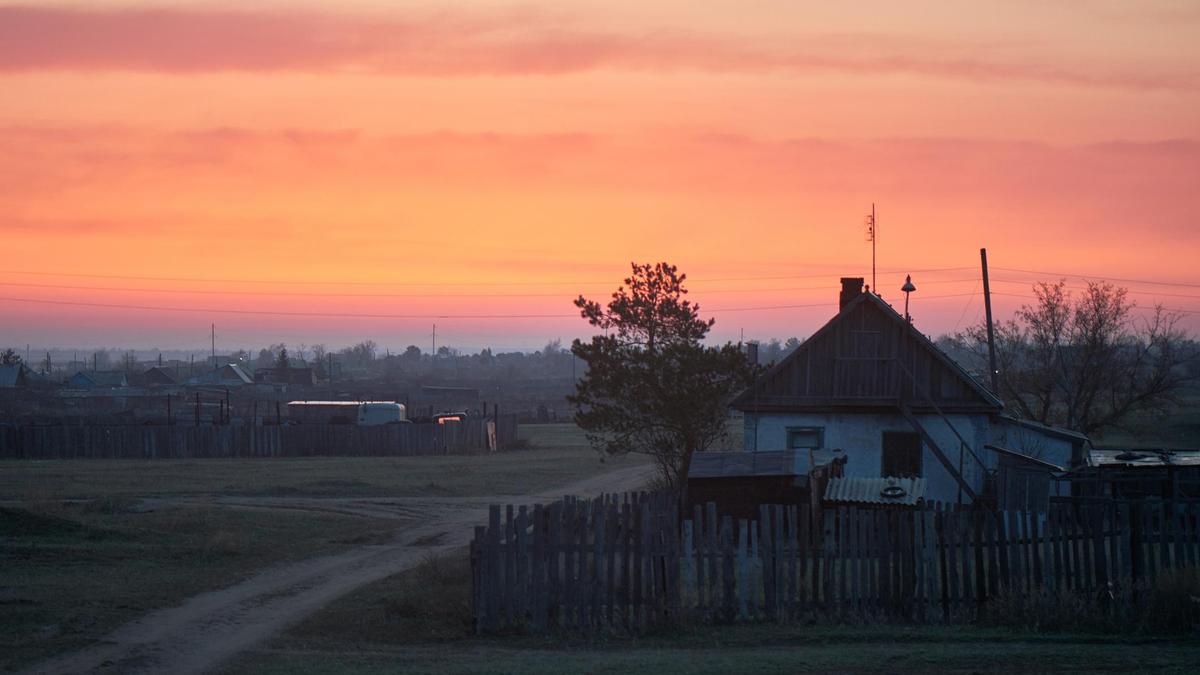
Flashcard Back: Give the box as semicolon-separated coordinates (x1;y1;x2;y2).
901;275;916;321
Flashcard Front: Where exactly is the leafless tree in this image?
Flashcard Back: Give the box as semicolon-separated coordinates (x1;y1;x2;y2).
954;280;1198;435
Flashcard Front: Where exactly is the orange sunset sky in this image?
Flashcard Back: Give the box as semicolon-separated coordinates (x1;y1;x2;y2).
2;1;1199;352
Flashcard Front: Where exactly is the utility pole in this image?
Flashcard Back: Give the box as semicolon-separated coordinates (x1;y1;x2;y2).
211;324;216;367
432;323;437;357
980;248;999;394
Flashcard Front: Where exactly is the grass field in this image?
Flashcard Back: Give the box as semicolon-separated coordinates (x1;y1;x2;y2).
0;424;634;672
0;424;616;502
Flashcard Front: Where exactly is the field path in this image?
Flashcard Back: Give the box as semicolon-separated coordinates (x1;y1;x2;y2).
26;462;649;675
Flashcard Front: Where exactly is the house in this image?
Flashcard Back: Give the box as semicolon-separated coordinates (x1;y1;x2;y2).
254;367;314;386
68;370;129;389
185;363;254;387
130;366;178;387
0;364;28;388
727;277;1084;506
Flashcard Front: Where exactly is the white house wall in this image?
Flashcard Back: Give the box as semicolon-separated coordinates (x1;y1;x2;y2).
743;412;992;504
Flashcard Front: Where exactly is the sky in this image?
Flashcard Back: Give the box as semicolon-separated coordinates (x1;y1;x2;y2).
2;1;1199;353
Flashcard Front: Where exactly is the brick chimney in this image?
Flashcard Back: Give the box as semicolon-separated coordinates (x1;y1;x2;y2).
839;277;864;310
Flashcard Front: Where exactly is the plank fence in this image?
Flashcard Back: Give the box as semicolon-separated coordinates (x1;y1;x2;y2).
0;415;518;459
471;494;1200;632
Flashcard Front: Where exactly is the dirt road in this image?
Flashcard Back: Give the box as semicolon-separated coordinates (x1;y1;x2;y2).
26;463;649;675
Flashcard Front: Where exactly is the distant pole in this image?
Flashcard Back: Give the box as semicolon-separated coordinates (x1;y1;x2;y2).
432;323;437;357
980;248;1000;394
166;394;172;426
211;324;216;367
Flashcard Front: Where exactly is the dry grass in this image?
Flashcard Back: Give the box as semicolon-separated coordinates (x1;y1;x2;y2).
981;567;1200;635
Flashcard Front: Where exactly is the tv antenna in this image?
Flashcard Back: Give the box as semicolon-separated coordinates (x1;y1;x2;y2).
864;203;877;293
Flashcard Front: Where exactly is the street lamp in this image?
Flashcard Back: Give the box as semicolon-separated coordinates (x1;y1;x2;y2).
901;275;916;322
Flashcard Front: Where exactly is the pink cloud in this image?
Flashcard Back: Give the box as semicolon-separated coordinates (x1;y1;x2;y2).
0;6;1193;90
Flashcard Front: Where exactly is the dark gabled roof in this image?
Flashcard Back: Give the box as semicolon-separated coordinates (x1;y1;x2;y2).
732;290;1003;412
0;364;27;388
69;370;129;387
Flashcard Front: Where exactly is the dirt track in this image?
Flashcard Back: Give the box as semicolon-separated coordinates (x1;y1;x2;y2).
26;463;650;675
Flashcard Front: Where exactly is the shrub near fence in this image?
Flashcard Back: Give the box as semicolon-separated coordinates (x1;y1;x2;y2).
0;415;518;459
470;494;1200;633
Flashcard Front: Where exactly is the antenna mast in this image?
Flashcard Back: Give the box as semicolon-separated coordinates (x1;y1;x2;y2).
865;203;877;293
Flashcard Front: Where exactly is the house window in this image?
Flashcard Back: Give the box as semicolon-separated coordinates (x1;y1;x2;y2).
882;431;922;477
787;427;824;450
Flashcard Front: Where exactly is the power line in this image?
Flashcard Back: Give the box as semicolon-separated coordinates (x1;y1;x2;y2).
992;267;1200;290
0;291;999;321
0;277;984;300
0;266;975;288
991;277;1200;300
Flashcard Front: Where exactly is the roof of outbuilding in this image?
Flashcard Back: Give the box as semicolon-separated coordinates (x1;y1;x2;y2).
984;443;1065;471
688;450;802;479
1088;448;1200;468
824;476;926;506
997;415;1089;443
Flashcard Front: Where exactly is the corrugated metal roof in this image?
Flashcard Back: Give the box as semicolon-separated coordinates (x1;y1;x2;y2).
824;476;926;506
1088;449;1200;468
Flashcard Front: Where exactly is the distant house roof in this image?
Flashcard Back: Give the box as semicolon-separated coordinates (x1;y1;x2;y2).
69;370;129;388
732;286;1003;413
0;364;27;388
254;367;313;386
824;476;926;507
186;363;253;386
131;366;177;387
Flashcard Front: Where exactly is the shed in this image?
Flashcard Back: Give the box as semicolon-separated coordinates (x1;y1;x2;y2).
1069;448;1200;500
686;449;846;519
984;444;1063;512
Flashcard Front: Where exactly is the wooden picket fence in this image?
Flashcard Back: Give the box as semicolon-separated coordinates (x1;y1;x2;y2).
470;493;1200;632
